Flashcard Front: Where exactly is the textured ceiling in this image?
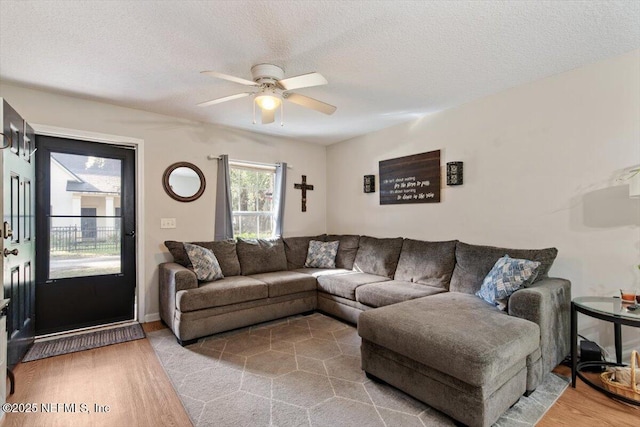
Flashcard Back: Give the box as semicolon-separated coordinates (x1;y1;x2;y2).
1;1;639;145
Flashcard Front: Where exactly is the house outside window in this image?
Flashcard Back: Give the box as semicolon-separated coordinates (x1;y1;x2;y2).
230;163;276;239
49;153;122;278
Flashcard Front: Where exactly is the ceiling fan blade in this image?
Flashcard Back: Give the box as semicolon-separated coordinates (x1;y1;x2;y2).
285;93;336;115
278;72;328;90
261;108;275;124
201;71;257;86
197;92;251;107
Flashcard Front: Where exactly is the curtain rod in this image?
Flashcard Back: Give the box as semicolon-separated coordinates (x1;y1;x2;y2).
206;155;292;169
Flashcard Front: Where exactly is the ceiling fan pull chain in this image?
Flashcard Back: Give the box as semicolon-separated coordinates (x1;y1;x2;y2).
280;102;284;127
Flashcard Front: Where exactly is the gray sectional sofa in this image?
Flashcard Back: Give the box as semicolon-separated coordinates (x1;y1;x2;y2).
159;234;570;427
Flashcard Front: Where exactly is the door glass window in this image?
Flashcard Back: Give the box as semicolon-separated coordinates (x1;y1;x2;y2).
49;153;122;279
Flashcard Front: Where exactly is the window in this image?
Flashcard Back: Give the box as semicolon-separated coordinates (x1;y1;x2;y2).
230;164;276;239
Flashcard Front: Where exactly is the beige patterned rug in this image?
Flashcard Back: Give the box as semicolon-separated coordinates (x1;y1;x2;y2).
148;313;567;427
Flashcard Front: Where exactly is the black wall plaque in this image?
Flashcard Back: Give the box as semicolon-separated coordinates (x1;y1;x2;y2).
379;150;441;205
446;161;463;186
364;175;375;193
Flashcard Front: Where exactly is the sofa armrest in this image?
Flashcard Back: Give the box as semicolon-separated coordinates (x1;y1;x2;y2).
159;262;198;328
159;262;198;292
509;278;571;374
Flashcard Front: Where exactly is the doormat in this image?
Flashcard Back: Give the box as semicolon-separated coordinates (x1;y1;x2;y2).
22;323;145;362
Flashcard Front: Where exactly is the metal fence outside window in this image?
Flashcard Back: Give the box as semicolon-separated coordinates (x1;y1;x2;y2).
50;226;121;253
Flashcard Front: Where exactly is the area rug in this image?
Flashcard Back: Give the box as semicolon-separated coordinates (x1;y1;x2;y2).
23;323;145;362
148;313;568;427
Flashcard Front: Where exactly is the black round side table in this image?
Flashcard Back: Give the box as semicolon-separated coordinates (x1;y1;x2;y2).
571;296;640;406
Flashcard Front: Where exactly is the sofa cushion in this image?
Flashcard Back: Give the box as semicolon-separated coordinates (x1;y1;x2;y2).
356;280;446;308
184;243;224;281
200;241;242;277
236;238;288;275
175;276;268;312
305;240;339;268
283;235;326;270
316;271;388;300
292;268;352;277
394;239;457;289
325;235;360;269
476;255;541;310
249;271;318;298
164;240;241;277
450;242;558;295
357;292;540;387
352;236;403;278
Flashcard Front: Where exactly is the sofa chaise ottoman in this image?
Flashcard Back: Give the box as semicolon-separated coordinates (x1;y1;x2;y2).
359;293;540;427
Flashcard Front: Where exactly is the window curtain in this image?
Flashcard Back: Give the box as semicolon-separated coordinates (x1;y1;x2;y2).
214;154;234;241
274;162;287;237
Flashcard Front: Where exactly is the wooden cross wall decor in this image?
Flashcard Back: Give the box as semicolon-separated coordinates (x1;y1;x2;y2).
294;175;314;212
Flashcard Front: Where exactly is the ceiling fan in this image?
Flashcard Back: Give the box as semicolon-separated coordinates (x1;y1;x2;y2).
198;64;337;124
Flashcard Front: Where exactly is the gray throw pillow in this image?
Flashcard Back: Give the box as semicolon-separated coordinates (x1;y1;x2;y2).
283;235;327;270
304;240;339;268
450;241;558;295
475;255;540;311
164;240;209;267
184;243;224;282
196;241;241;277
164;240;241;276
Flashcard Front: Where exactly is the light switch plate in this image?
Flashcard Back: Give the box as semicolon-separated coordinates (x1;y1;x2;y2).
160;218;176;229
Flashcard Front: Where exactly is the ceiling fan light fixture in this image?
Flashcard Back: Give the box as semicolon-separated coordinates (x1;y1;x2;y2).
199;64;336;122
255;93;281;111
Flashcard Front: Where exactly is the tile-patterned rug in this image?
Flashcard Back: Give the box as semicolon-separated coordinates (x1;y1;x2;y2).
148;313;568;427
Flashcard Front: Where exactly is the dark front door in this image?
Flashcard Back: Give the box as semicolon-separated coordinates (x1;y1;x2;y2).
35;136;136;335
2;100;36;368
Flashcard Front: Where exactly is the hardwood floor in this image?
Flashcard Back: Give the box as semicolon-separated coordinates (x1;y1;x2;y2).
1;323;191;427
539;365;639;427
1;322;637;427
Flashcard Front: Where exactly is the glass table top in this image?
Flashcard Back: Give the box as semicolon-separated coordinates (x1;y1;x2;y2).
573;296;640;323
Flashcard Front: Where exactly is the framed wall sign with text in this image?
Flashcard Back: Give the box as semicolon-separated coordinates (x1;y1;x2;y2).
379;150;441;205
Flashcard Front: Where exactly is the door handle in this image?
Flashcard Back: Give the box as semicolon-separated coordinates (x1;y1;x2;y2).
3;248;18;257
3;222;13;239
125;231;135;237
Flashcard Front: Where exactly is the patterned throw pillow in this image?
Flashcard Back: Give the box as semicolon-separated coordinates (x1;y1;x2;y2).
184;243;224;282
304;240;340;268
476;255;540;311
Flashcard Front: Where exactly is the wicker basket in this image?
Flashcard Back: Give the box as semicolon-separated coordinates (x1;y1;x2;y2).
600;350;640;403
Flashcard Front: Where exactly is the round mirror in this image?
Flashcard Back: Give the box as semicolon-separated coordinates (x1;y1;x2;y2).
162;162;206;202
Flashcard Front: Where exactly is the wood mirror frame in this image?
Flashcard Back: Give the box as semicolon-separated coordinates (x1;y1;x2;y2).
162;162;206;202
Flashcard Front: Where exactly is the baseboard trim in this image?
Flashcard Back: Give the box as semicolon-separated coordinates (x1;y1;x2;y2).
144;313;161;323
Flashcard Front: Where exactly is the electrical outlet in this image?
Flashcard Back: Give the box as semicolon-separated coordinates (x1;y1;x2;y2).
160;218;176;229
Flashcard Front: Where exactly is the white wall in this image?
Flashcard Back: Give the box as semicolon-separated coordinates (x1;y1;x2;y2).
0;83;327;322
327;50;640;352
